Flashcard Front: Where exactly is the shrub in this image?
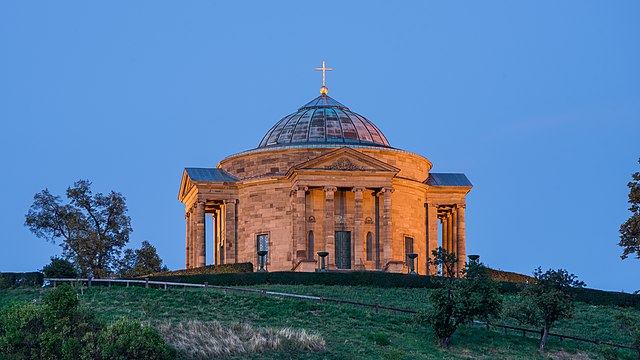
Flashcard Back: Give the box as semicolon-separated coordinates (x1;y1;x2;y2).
100;318;175;360
0;284;172;359
147;270;438;289
147;262;253;277
41;257;78;279
0;272;44;289
0;303;45;358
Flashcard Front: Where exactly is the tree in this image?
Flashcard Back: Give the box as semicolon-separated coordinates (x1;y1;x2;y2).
505;267;585;352
419;247;502;347
25;180;132;278
41;257;78;279
620;157;640;259
118;240;169;278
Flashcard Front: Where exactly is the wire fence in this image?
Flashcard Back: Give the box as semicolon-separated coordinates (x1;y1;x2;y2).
46;278;636;351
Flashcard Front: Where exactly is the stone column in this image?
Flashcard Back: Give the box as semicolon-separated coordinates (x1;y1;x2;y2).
381;187;394;266
225;199;237;264
185;212;190;269
352;187;365;268
190;207;197;268
323;186;337;267
293;186;308;261
452;208;458;275
212;213;217;266
456;204;466;276
427;204;439;275
196;201;206;267
441;215;447;252
447;212;453;256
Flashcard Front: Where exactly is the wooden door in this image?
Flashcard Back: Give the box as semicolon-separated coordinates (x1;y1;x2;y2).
335;231;351;269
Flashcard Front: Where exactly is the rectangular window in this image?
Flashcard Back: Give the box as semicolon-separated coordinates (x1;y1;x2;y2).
405;236;414;263
257;233;269;264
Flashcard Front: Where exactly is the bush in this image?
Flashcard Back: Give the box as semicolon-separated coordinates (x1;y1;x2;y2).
0;272;44;289
0;284;173;359
147;271;439;288
100;318;175;360
487;268;536;283
41;257;78;279
147;262;253;277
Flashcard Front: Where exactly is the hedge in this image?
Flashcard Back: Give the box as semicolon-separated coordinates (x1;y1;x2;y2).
0;272;44;289
146;271;640;308
147;271;439;289
143;262;253;278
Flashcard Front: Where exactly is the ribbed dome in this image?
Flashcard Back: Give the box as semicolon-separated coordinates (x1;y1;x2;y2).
258;94;391;148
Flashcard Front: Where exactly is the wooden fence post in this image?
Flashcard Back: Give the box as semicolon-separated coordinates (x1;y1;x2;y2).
145;278;149;289
204;282;208;290
53;280;57;288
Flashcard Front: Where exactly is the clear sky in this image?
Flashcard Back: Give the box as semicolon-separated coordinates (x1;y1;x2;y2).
1;1;638;291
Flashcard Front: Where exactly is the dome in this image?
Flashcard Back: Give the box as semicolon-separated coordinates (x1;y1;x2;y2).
258;94;391;148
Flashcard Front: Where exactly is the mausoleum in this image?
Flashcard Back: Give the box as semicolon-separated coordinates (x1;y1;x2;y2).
178;63;472;275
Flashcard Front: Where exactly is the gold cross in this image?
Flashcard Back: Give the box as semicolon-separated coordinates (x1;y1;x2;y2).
314;60;333;93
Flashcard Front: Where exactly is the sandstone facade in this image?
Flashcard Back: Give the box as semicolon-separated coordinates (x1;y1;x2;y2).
178;93;471;275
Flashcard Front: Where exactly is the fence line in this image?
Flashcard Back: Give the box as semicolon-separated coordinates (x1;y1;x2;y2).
45;278;635;351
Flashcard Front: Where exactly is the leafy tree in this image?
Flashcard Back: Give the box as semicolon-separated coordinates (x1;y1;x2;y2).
25;180;132;278
620;157;640;259
419;247;501;347
41;256;78;279
118;240;169;278
505;267;585;352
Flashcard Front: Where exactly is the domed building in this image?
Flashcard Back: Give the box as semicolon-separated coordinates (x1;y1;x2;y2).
178;66;472;275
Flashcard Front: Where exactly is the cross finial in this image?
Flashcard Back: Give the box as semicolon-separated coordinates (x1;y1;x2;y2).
314;60;333;95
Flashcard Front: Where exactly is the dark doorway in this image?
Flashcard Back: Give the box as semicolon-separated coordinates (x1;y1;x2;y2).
335;231;351;269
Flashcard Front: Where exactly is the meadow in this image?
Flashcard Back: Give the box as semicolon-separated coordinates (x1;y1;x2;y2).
1;284;638;359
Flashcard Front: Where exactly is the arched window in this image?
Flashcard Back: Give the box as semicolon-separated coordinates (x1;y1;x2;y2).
307;231;314;259
366;232;373;261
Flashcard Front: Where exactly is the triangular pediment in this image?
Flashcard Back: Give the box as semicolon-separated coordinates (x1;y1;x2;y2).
178;169;195;202
288;147;400;174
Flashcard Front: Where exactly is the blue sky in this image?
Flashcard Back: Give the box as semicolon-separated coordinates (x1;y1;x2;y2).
1;1;638;291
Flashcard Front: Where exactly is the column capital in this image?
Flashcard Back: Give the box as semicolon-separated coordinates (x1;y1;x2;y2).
377;187;394;196
292;185;308;192
323;186;337;193
185;212;190;219
456;203;467;209
224;199;237;205
351;186;366;193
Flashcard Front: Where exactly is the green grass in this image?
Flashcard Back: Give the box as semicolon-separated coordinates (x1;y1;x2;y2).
1;284;638;359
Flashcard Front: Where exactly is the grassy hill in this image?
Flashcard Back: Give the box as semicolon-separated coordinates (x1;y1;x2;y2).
1;283;639;359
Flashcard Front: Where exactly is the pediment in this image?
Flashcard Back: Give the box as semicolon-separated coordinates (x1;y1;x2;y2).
178;169;195;202
288;147;400;174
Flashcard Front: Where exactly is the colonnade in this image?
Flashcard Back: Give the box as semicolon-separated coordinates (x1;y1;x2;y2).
185;199;237;269
428;203;466;276
291;185;394;269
